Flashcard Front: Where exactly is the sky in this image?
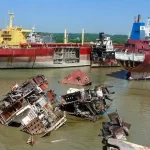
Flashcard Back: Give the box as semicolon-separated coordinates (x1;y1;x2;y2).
0;0;150;34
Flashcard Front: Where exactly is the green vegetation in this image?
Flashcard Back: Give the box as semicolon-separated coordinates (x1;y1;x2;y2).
37;32;128;44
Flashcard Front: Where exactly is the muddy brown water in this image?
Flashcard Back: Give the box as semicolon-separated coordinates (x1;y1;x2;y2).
0;67;150;150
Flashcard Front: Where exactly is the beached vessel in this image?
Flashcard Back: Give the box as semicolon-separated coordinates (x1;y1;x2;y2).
0;13;91;68
115;15;150;80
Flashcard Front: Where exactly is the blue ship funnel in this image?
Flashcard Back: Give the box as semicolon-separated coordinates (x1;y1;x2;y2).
130;15;145;40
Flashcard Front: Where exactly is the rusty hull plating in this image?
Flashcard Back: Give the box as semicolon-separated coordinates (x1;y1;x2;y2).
59;69;92;86
0;75;67;136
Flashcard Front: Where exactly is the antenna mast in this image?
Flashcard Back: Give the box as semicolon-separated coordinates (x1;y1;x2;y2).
8;12;14;28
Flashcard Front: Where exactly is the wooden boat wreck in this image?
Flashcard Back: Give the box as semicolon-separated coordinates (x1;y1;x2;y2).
99;110;131;144
59;84;115;121
0;75;67;137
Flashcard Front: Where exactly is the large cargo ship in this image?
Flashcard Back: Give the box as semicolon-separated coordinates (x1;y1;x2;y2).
0;13;122;69
0;13;91;68
115;15;150;80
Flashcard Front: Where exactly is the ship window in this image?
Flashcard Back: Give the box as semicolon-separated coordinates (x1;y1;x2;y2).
132;44;135;48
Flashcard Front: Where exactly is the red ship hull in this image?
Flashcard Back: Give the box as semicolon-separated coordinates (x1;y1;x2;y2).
0;44;91;68
115;40;150;80
0;43;123;69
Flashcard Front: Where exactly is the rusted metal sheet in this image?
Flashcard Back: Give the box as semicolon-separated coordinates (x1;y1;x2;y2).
59;69;92;86
107;138;150;150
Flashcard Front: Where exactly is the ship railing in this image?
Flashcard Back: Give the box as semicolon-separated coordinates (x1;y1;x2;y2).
115;52;145;62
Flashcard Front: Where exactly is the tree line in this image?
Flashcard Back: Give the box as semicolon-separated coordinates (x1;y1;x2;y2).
37;32;128;44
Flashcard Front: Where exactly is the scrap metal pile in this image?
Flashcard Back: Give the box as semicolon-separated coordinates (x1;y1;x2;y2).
99;110;131;143
0;75;66;137
99;110;134;150
99;111;150;150
59;85;115;121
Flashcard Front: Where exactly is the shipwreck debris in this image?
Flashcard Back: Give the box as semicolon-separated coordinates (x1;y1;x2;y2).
99;110;131;144
100;111;150;150
26;135;35;146
59;84;115;121
0;75;67;137
51;138;67;143
104;138;150;150
58;69;92;86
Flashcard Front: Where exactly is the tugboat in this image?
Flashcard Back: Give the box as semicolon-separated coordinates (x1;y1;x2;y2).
115;15;150;80
91;32;120;67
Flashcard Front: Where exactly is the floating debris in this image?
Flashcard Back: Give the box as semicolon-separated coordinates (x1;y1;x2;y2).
51;139;67;143
58;69;92;86
105;138;150;150
0;75;67;137
99;110;131;144
59;84;114;121
26;135;35;146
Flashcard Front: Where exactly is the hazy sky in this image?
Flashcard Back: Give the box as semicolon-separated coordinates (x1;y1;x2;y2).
0;0;150;34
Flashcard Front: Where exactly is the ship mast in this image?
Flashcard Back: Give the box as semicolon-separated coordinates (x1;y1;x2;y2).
82;28;85;45
64;29;67;44
128;31;130;39
8;12;14;28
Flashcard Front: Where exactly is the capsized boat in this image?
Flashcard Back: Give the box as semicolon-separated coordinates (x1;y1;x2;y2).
58;69;92;86
0;75;66;137
91;32;121;67
59;85;115;121
115;14;150;80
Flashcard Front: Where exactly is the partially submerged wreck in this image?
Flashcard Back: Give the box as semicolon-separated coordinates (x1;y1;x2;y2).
105;138;150;150
99;110;131;143
0;75;66;137
59;84;114;121
100;111;150;150
59;69;92;86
